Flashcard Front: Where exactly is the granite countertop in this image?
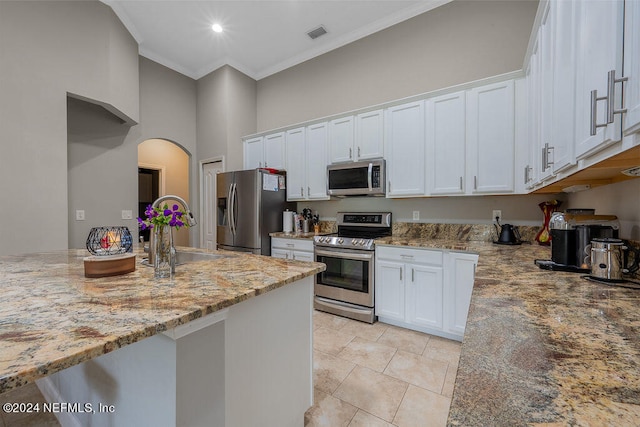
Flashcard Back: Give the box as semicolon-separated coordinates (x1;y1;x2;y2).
0;247;325;394
377;237;640;425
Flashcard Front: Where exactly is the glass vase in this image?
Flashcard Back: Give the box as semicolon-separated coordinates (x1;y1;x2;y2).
153;225;174;279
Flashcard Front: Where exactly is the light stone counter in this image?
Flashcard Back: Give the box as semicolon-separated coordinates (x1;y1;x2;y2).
0;247;325;395
376;237;640;426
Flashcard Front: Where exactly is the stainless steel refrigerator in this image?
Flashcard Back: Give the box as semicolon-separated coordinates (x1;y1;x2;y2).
217;169;294;255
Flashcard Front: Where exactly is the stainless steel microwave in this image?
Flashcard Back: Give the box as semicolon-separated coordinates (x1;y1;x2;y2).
327;159;386;196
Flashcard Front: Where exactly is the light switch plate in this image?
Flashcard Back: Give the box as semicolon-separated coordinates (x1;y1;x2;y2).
76;210;85;221
121;210;133;220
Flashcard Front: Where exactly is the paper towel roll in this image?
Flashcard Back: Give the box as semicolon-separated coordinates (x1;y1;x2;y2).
283;210;294;233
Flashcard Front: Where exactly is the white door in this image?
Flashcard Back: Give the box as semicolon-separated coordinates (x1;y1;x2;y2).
201;160;224;250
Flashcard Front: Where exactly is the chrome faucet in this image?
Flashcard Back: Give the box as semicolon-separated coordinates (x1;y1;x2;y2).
148;195;197;266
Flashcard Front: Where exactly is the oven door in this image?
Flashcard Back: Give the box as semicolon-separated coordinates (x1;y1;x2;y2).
314;247;374;307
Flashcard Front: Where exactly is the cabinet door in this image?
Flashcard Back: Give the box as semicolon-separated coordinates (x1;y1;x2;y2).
551;0;578;173
375;260;405;322
624;0;640;135
264;132;286;169
466;80;515;194
355;109;384;160
306;122;329;200
524;39;541;189
385;101;426;197
574;0;624;159
538;3;555;182
244;137;264;169
445;253;478;337
329;116;355;164
406;264;443;329
427;91;466;195
285;128;306;201
292;251;314;262
271;248;290;260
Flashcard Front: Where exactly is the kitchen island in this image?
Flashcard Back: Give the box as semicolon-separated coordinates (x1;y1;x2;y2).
0;247;325;426
377;236;640;426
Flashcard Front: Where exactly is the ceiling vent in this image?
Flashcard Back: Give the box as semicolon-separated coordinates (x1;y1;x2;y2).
307;25;328;40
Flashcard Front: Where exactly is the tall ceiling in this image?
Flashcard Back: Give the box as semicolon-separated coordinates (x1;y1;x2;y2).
101;0;451;80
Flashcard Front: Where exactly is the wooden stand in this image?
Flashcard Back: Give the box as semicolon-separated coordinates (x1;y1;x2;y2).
83;253;136;278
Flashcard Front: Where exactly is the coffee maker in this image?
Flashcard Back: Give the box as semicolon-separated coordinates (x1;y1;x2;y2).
535;212;620;272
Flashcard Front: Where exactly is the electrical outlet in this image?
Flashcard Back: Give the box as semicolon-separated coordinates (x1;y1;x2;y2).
121;210;133;220
76;210;85;221
492;210;502;223
413;210;420;221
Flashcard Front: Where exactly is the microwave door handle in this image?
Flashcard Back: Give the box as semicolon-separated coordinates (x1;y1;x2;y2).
367;162;373;192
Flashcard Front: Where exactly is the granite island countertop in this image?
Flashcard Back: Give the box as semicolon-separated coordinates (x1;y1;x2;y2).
376;237;640;425
0;247;325;394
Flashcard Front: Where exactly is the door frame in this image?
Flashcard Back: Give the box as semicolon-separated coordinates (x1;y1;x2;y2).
199;156;225;249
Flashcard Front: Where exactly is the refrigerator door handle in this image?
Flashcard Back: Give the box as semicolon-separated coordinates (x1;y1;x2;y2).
232;182;239;236
228;183;236;236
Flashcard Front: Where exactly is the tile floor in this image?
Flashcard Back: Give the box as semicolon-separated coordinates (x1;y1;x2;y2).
305;310;461;427
0;310;461;427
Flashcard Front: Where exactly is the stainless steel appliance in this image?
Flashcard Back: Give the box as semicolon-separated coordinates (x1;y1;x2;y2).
327;160;385;197
314;212;392;323
535;212;620;272
590;238;640;282
217;169;294;255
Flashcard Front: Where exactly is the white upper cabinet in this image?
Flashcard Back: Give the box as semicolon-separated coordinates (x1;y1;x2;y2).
328;116;355;163
285;128;306;201
385;101;426;197
263;132;286;169
549;0;578;173
305;122;330;200
466;80;515;194
243;132;286;170
329;111;384;164
244;136;264;170
426;91;466;195
624;0;640;135
354;109;384;161
285;124;329;201
574;0;624;159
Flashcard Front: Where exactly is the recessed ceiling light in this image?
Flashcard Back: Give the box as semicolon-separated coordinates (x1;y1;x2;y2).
211;23;223;33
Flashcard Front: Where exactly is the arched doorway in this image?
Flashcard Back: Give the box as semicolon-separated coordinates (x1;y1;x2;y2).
138;139;191;247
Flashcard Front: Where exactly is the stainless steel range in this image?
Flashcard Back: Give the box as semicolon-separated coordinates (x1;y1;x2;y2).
314;212;392;323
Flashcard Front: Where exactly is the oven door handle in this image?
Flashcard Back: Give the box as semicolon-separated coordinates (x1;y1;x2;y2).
315;248;374;261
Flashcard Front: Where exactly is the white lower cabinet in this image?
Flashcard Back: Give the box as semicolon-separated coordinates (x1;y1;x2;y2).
375;245;477;341
271;237;314;261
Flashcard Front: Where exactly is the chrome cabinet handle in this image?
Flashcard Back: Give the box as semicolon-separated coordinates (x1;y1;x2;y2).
607;69;628;124
590;89;608;135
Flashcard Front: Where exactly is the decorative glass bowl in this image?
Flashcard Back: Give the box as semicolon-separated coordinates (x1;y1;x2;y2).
86;226;133;256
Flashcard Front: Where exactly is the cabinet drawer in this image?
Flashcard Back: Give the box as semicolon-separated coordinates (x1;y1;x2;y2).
271;237;314;253
376;246;443;265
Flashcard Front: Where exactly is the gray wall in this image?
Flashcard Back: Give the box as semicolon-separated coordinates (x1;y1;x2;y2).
197;65;257;172
0;0;139;255
256;0;539;131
